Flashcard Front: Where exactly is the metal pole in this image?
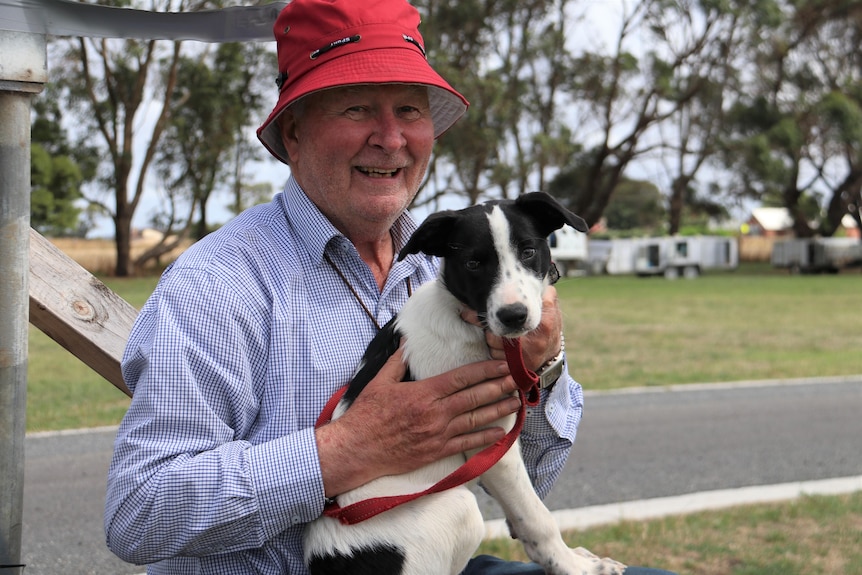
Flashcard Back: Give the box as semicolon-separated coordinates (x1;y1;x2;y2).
0;30;46;575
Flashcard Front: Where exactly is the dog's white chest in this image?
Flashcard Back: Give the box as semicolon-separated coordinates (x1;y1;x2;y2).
396;281;489;379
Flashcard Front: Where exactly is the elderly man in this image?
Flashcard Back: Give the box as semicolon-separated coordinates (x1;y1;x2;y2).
105;1;677;574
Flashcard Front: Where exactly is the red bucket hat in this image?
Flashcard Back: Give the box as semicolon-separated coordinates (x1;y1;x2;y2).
256;0;469;165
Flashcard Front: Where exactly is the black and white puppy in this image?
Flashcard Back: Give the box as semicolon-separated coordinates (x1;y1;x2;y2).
304;192;625;575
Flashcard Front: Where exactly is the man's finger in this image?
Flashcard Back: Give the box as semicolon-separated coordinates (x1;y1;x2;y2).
445;394;521;438
430;359;510;397
447;425;509;455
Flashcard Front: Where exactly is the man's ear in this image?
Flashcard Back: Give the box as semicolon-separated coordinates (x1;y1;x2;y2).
398;211;459;260
279;111;301;163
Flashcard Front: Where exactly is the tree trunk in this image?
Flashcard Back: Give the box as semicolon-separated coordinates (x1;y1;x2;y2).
114;211;134;277
668;177;687;235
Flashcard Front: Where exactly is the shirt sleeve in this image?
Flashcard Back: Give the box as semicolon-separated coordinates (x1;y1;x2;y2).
518;357;583;499
104;267;326;564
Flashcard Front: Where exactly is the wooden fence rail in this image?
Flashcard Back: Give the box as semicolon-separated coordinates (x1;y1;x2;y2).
29;228;135;397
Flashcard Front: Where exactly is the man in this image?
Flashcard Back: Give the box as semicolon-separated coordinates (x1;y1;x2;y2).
105;0;675;573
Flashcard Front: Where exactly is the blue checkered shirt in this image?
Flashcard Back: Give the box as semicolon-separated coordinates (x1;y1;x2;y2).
104;176;584;574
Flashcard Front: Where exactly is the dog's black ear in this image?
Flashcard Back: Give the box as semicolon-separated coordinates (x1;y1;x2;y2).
398;211;458;260
515;192;589;235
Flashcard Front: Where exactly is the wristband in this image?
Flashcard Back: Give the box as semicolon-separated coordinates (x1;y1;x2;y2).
535;332;565;389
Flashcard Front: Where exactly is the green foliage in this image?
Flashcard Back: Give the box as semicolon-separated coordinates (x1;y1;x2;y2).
816;90;862;146
30;144;84;236
156;41;269;238
604;179;666;231
418;0;578;202
41;0;862;247
30;87;100;236
715;0;862;236
548;155;667;231
45;1;272;274
768;117;805;151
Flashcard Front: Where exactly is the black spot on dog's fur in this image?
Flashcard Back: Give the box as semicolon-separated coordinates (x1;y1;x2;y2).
308;543;406;575
341;317;405;409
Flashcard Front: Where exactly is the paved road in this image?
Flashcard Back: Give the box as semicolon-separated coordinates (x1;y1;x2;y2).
22;378;862;574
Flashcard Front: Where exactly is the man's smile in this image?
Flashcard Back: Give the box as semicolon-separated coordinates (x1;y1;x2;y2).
357;166;400;178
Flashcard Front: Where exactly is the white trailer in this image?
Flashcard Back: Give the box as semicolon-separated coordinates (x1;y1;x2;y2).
587;237;659;276
595;238;642;275
771;237;862;273
549;225;588;277
560;235;739;278
633;236;738;278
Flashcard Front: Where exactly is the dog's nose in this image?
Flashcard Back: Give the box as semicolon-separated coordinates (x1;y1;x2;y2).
496;303;529;330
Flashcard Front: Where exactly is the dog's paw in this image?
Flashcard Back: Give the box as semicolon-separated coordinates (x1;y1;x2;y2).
568;546;626;575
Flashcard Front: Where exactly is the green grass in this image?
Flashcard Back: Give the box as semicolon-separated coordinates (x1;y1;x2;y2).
558;266;862;390
26;266;862;431
478;491;862;574
27;276;157;431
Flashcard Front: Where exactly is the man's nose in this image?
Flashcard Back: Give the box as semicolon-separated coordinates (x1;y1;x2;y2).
368;112;407;152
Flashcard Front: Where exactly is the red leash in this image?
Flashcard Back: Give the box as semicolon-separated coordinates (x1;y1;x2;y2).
316;339;540;525
502;338;541;407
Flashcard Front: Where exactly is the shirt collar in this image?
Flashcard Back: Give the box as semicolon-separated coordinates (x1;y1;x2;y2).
280;175;421;263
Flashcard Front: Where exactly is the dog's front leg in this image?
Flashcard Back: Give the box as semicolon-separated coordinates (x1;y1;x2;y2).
480;442;625;575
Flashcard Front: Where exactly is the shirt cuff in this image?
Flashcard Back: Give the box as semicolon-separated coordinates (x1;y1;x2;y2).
246;427;326;538
523;356;583;442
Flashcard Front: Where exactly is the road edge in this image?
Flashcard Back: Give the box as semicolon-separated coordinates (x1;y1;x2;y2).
483;475;862;539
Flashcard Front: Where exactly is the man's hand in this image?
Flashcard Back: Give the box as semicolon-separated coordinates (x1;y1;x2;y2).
315;348;520;498
461;286;563;372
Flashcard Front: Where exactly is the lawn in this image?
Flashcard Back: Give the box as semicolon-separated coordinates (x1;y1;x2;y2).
25;266;862;431
27;275;157;431
557;267;862;390
478;491;862;575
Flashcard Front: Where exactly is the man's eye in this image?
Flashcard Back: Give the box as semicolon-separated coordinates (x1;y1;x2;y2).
398;106;422;120
344;106;369;118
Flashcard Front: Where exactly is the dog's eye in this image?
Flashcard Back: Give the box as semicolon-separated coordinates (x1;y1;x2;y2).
520;248;536;261
465;260;480;271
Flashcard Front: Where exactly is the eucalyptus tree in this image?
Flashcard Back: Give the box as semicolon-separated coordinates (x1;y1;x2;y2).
154;41;269;244
416;0;580;208
720;0;862;238
644;0;753;234
547;160;667;231
50;0;253;275
540;0;740;228
417;0;738;227
807;9;862;237
54;0;181;275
